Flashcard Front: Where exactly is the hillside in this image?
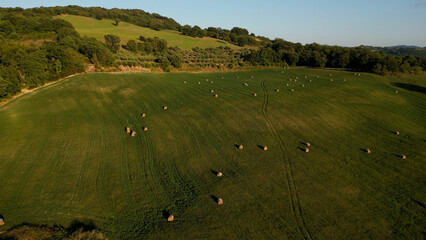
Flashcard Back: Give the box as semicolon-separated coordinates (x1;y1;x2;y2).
56;14;239;50
0;68;425;239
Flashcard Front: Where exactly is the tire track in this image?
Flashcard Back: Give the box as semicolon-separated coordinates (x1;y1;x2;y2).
261;80;313;240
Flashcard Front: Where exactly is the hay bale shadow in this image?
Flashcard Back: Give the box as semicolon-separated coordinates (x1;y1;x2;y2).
210;195;219;202
234;144;242;149
67;219;97;233
257;145;265;150
297;147;307;152
392;82;426;94
162;210;171;219
360;148;370;153
211;170;219;176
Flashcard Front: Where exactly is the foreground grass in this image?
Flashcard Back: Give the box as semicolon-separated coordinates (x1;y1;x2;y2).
57;14;239;50
0;69;425;239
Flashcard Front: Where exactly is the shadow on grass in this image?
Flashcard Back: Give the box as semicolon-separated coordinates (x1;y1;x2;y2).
161;210;171;220
210;195;219;203
67;219;97;233
392;82;426;94
210;170;219;176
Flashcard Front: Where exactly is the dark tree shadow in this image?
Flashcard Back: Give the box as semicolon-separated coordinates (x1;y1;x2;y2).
392;82;426;94
67;219;97;233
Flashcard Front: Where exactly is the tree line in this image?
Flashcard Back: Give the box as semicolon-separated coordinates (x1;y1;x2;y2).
244;40;426;74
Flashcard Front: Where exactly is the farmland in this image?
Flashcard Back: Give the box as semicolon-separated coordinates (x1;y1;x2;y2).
0;68;425;239
56;14;239;50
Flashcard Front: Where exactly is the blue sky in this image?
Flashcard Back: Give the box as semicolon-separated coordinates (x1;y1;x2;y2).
1;0;425;47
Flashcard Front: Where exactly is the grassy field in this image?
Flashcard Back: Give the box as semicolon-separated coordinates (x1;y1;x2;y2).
0;69;425;239
56;14;239;50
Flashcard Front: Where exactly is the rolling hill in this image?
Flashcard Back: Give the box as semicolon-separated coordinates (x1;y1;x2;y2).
56;14;239;50
0;68;425;239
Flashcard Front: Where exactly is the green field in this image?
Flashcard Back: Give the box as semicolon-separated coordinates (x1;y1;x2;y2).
56;14;239;50
0;69;425;239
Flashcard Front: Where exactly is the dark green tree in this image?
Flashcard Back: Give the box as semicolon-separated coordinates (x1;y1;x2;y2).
104;34;121;53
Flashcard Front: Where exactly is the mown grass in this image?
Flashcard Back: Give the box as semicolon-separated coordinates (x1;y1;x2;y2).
0;69;425;239
56;14;239;50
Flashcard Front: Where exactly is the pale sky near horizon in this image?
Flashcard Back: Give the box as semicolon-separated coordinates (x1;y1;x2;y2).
1;0;425;47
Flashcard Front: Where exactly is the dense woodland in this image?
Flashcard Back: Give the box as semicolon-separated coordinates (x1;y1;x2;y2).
0;5;425;100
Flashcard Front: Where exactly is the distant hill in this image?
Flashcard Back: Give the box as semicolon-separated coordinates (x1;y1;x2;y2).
363;45;426;58
57;15;239;50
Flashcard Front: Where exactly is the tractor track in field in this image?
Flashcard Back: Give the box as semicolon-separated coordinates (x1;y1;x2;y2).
260;80;313;240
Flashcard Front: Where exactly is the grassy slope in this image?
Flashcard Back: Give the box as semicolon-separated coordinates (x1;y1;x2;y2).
0;69;425;239
56;14;239;50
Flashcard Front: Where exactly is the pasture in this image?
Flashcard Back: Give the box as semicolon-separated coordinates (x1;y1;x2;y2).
0;69;425;239
57;14;239;50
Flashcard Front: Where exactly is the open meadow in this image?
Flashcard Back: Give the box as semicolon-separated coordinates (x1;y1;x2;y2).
0;69;425;239
57;14;239;50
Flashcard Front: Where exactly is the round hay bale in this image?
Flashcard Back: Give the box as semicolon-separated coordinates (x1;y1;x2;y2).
291;89;295;92
217;172;223;177
221;76;224;79
306;142;311;147
330;79;333;82
0;217;4;226
125;127;130;133
366;149;371;154
316;76;319;78
253;93;257;96
210;81;213;84
305;76;307;79
263;146;268;151
206;79;209;81
214;94;218;98
237;76;239;79
276;89;280;92
343;79;346;82
163;106;167;110
238;145;244;150
210;89;214;93
395;90;398;93
329;74;332;77
294;79;297;82
167;215;174;222
143;127;148;131
141;113;146;118
217;198;223;205
251;76;254;79
184;81;187;84
198;82;201;84
286;83;289;86
301;84;305;87
296;77;298;80
395;131;400;135
304;148;309;153
358;73;361;76
309;79;312;82
401;155;406;159
131;131;136;137
354;73;357;76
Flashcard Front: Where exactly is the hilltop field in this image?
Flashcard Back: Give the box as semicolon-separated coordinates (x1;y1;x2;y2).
0;68;425;239
56;14;239;50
